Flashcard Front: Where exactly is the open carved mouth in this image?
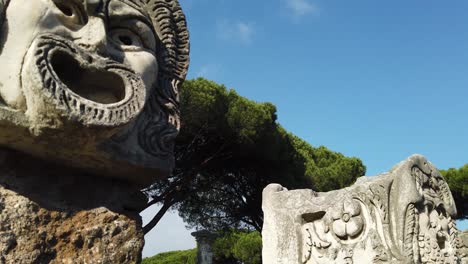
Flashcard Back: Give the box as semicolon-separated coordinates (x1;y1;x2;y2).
23;34;146;127
51;51;126;104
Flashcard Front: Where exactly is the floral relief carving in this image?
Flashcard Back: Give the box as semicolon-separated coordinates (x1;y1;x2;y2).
263;155;465;263
330;199;364;240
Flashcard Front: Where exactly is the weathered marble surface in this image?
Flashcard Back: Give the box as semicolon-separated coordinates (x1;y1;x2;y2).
0;148;146;263
263;155;467;263
0;0;190;185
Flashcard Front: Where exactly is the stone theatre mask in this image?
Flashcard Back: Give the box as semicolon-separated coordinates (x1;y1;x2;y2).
0;0;189;186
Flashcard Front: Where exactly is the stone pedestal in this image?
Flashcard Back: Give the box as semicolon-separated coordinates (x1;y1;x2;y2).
191;230;217;264
0;149;146;263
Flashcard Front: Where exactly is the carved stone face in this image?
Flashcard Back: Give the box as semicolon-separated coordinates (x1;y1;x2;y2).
0;0;190;185
0;0;158;126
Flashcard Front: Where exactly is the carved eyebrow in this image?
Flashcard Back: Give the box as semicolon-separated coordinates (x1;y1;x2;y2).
106;0;152;26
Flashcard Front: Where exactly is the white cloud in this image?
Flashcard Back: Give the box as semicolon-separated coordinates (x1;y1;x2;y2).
196;65;211;77
284;0;319;20
236;22;254;44
217;20;255;45
195;64;222;79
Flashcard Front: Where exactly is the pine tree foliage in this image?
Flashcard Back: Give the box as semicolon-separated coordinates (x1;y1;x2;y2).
143;78;366;233
440;164;468;219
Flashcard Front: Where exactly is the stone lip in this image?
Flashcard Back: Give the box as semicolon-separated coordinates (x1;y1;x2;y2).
0;148;148;212
0;107;173;186
262;154;463;264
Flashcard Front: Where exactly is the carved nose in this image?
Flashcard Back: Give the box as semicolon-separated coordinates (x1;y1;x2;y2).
74;17;107;54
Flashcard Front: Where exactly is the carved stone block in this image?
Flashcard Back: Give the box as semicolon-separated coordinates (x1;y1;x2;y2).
0;0;190;186
262;155;466;263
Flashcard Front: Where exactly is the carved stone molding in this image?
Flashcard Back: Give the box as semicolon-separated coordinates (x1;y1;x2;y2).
262;155;465;264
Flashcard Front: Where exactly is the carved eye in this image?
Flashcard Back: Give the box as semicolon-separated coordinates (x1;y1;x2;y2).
52;0;88;25
108;20;157;52
110;28;145;49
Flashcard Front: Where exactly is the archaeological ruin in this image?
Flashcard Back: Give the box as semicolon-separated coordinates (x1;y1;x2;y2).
0;0;467;263
263;155;468;263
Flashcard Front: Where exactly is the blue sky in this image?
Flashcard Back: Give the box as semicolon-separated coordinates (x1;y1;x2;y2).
142;0;468;257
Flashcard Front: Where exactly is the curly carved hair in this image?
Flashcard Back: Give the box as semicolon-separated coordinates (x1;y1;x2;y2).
133;0;190;159
0;0;190;160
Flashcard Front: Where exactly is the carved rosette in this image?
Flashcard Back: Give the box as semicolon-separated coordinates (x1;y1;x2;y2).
330;199;365;241
301;197;370;264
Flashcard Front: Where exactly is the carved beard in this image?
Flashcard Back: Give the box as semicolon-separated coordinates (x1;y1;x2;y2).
116;0;190;159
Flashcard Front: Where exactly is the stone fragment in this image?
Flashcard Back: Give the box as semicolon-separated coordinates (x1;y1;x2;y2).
262;155;466;263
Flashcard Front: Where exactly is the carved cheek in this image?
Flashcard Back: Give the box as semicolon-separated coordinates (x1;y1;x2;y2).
123;52;158;94
0;0;50;109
